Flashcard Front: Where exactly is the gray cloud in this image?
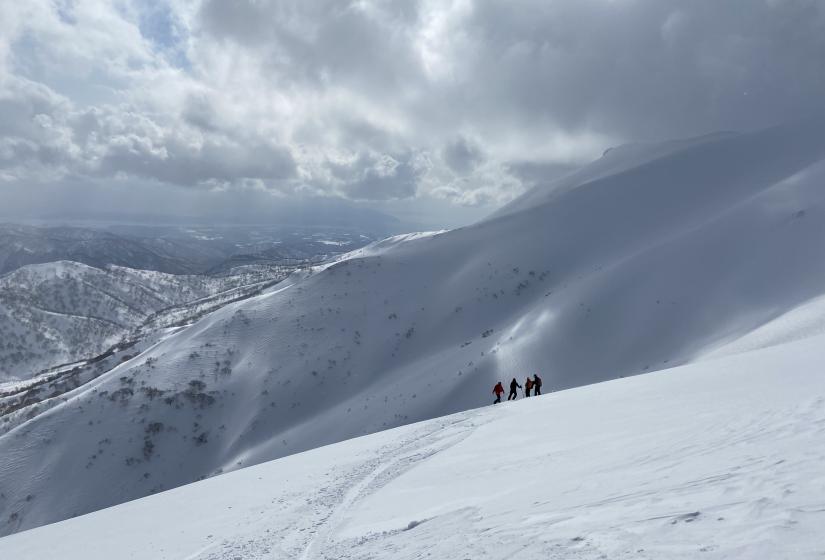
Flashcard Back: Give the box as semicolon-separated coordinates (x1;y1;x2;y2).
198;0;424;93
326;152;423;201
0;78;76;178
457;0;825;139
94;125;296;187
442;136;484;175
1;0;824;225
505;160;579;189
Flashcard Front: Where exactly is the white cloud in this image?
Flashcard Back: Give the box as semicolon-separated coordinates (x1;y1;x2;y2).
1;0;824;224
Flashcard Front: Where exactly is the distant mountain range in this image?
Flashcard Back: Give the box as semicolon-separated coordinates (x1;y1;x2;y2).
0;223;389;277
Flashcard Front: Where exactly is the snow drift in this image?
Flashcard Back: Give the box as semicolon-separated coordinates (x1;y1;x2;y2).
2;118;825;535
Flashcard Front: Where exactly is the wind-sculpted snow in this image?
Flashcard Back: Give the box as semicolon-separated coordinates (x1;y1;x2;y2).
2;332;824;559
3;119;825;535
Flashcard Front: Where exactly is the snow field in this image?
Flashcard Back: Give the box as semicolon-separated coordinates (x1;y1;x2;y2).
2;331;824;559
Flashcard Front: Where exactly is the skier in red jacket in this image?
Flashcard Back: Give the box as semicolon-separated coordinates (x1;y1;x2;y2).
492;381;505;404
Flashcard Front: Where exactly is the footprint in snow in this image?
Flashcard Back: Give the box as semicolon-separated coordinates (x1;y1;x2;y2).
671;511;701;524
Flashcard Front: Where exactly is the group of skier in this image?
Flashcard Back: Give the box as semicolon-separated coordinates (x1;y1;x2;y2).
492;374;542;404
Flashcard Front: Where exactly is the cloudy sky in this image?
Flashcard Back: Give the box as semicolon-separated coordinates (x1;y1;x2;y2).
1;0;824;228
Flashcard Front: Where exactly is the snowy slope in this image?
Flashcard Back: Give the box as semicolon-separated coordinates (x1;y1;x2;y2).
2;332;824;559
700;292;825;359
0;261;289;381
2;118;825;535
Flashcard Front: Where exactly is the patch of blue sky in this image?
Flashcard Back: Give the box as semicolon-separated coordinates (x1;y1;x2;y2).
54;0;78;25
137;0;191;71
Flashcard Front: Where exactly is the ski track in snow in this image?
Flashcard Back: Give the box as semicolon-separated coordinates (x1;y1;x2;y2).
189;413;483;560
296;415;480;560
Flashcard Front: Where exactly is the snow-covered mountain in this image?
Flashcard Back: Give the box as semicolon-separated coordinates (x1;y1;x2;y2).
2;118;825;536
0;261;292;381
2;328;824;559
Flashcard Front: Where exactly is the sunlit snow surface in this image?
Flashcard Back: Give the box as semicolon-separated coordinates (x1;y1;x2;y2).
2;332;824;559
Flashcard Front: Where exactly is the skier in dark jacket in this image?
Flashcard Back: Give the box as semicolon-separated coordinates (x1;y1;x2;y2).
533;374;543;395
507;378;521;401
493;381;505;404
